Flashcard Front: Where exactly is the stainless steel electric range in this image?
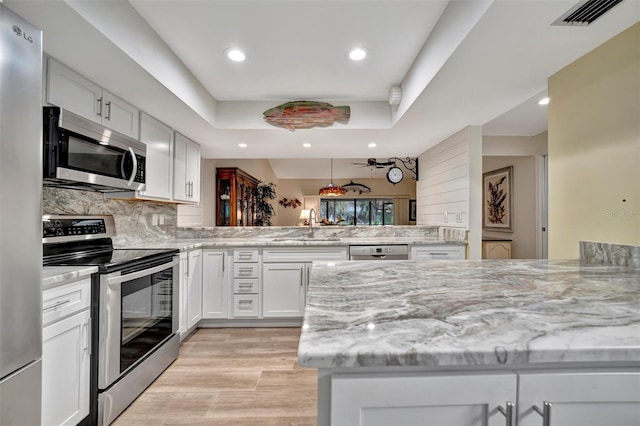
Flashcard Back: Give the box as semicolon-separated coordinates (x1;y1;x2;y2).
43;215;179;426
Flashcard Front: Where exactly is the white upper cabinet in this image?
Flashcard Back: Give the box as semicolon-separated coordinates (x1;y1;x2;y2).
173;132;201;204
46;58;139;139
138;112;174;200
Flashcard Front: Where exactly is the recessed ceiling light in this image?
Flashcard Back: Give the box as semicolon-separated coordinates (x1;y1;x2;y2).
368;142;377;148
303;143;311;148
348;47;367;61
538;97;550;105
226;48;246;62
238;143;247;148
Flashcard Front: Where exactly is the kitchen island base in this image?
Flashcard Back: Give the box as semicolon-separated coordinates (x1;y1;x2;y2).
317;364;640;426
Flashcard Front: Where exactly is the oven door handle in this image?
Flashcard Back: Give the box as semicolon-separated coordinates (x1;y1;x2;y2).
107;258;179;287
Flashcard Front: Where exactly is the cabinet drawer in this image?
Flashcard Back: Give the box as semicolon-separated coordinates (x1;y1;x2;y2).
42;277;91;326
233;249;259;263
233;295;259;317
234;263;259;278
410;245;466;260
234;279;259;294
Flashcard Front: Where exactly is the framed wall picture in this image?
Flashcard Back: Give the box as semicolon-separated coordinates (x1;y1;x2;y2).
483;166;513;232
409;199;416;222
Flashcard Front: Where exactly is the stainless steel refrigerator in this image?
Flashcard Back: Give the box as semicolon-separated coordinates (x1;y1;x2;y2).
0;4;43;425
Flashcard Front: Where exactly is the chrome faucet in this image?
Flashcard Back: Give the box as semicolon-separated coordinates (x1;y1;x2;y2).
307;208;317;238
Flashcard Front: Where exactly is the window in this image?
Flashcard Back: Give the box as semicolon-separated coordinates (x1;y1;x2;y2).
320;198;393;225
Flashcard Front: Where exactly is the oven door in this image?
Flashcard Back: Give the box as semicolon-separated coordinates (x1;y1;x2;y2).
98;257;179;389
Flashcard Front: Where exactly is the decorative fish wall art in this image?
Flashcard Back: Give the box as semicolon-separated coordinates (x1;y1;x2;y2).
341;180;371;194
263;101;350;131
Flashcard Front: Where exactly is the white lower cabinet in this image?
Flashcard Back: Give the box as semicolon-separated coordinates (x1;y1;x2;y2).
331;372;516;426
517;370;640;426
202;249;229;319
328;369;640;426
262;263;306;318
41;277;91;426
179;249;203;333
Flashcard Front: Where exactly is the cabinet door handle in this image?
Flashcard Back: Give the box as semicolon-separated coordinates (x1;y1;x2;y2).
96;97;103;117
497;402;514;426
43;299;70;311
532;401;552;426
185;182;190;198
83;319;91;355
105;101;112;120
222;252;225;272
300;268;303;287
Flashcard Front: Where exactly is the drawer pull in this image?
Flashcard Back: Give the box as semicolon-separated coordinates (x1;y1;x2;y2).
43;299;71;311
428;253;449;256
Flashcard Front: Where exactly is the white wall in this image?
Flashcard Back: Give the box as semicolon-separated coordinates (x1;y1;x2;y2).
483;132;547;156
548;23;640;258
417;126;482;258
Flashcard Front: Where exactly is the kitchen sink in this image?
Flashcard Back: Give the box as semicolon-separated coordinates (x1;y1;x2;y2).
270;237;341;242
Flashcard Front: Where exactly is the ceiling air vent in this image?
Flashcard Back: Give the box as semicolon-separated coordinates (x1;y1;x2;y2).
552;0;625;26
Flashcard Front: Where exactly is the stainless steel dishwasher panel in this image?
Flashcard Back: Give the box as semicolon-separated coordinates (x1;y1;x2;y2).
349;245;409;260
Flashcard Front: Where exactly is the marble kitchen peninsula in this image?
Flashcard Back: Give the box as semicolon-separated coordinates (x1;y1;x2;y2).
297;259;640;426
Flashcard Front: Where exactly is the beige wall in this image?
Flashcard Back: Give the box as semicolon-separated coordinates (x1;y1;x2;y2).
483;156;537;259
548;23;640;258
277;178;416;226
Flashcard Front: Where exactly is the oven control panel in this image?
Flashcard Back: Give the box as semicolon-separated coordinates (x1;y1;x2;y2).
42;215;116;241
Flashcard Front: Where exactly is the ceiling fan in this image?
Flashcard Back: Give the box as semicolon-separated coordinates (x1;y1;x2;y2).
350;158;397;168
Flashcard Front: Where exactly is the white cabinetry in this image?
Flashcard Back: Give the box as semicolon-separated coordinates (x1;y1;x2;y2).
331;372;516;426
138;113;174;200
178;249;204;334
231;249;260;318
263;263;306;318
46;58;139;139
262;247;347;319
178;251;203;340
173;132;201;203
327;369;640;426
518;370;640;426
202;249;229;319
410;244;466;260
41;277;91;426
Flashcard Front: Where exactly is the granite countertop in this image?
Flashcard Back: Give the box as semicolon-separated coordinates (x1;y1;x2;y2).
117;237;466;251
297;259;640;369
42;266;98;289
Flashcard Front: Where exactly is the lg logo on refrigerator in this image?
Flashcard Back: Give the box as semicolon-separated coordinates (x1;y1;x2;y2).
12;25;33;43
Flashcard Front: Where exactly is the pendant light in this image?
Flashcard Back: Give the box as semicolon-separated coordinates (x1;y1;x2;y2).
318;158;345;197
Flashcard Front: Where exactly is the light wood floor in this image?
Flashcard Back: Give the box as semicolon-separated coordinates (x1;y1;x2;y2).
113;328;317;426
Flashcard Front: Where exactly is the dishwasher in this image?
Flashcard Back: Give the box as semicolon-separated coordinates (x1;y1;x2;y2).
349;245;409;260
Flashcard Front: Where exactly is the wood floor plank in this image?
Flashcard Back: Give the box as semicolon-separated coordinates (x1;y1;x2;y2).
113;392;217;424
147;369;261;393
114;327;317;425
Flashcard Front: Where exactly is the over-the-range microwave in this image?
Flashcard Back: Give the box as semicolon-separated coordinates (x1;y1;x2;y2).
43;106;146;192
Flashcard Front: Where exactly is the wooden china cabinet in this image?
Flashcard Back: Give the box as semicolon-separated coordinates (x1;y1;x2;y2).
216;167;260;226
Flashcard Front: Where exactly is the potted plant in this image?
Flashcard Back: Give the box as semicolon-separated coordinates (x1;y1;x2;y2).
254;181;276;226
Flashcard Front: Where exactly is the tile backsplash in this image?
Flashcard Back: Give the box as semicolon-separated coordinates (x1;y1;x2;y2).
43;187;177;245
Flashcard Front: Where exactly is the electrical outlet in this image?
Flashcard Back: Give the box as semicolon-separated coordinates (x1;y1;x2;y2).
152;214;158;226
158;214;164;225
444;212;448;223
456;213;462;223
